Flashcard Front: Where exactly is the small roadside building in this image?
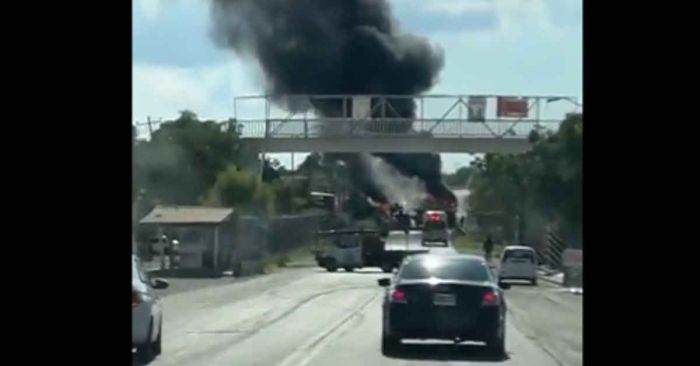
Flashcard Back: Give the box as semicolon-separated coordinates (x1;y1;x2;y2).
139;205;236;272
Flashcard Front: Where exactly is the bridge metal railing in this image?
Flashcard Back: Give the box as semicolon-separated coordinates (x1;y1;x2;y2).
236;118;563;139
233;94;580;139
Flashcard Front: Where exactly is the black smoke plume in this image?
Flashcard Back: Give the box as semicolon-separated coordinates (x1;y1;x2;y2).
210;0;455;206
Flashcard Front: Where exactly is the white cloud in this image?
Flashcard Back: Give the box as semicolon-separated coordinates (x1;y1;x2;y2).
419;0;495;16
136;0;163;22
132;60;261;123
495;0;554;35
400;0;578;41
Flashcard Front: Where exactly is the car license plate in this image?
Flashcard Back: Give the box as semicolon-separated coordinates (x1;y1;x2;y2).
433;293;456;306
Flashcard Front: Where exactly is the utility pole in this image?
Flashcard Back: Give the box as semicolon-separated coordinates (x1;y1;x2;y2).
147;116;154;137
132;190;144;255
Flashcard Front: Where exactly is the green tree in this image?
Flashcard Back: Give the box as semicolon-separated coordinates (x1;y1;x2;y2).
443;166;475;187
468;154;528;240
262;158;283;182
271;178;309;214
527;115;582;245
133;111;255;206
467;114;582;246
204;165;276;217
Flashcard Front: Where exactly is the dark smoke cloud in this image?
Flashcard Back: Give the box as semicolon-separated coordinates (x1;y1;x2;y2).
210;0;443;97
210;0;454;206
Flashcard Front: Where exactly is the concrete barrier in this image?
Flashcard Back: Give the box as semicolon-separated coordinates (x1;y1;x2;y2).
562;249;583;287
563;266;583;287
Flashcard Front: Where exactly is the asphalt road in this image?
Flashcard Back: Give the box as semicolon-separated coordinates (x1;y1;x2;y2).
505;281;582;366
138;265;581;366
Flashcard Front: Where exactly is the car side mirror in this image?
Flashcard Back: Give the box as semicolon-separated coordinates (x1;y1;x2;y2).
498;281;511;290
152;278;170;290
377;278;391;287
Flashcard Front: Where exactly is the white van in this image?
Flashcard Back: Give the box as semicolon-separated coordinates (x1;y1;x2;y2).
498;246;538;285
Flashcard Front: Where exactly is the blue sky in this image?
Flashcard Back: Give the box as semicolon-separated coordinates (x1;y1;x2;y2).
133;0;582;173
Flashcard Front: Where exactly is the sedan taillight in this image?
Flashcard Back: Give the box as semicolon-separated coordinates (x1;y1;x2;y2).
481;290;499;306
132;290;142;307
390;289;408;304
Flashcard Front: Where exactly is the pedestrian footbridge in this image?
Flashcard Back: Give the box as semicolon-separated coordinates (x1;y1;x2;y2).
234;94;580;153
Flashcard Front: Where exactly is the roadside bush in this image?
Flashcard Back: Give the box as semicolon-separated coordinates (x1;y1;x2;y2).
204;165;276;217
276;254;290;268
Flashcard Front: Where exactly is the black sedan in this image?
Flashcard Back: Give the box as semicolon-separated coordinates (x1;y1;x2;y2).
377;253;510;355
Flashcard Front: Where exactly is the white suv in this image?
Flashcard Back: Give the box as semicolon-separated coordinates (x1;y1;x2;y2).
497;246;538;285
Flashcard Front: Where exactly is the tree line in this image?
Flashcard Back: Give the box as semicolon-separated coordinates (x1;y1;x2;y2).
444;114;582;247
134;110;582;247
132;111;318;221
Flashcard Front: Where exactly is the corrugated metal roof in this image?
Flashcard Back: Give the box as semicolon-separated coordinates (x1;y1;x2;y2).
139;205;234;225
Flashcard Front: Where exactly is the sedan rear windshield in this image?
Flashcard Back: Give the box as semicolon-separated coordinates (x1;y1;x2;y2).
399;257;491;282
503;249;535;262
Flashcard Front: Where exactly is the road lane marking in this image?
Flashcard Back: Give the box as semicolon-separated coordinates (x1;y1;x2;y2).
507;298;567;366
276;290;380;366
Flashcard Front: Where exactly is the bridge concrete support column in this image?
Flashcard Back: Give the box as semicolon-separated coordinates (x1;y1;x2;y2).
258;151;266;181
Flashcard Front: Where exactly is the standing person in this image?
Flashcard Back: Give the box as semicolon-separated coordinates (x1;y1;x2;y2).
483;235;494;262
